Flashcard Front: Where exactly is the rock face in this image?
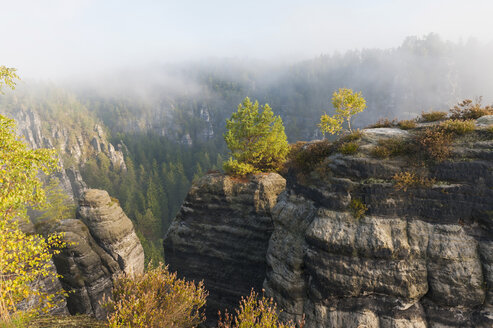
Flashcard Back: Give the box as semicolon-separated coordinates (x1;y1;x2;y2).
52;219;120;319
163;172;286;323
164;121;492;327
1;107;127;201
53;189;144;319
77;189;145;275
264;125;493;327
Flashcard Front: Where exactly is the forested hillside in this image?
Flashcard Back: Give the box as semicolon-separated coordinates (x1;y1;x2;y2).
73;34;493;142
0;86;221;264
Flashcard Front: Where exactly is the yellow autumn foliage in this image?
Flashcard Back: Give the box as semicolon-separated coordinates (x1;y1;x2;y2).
0;71;66;323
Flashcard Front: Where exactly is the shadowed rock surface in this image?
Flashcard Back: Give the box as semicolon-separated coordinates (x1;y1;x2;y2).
52;219;120;319
264;122;493;327
163;172;286;324
52;189;144;319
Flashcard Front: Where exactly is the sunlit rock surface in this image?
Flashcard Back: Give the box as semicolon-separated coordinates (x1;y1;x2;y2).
78;189;144;276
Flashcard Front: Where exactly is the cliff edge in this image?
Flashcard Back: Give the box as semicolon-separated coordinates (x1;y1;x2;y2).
163;172;286;323
164;116;492;328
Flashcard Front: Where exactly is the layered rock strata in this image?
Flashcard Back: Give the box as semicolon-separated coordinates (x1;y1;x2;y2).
53;189;144;319
52;219;120;319
77;189;145;275
264;126;493;327
163;121;492;327
163;172;286;323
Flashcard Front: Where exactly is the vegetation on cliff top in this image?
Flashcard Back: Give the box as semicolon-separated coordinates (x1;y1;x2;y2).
319;88;366;135
223;97;289;176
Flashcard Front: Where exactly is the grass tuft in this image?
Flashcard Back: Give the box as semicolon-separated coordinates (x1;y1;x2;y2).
439;119;475;135
338;142;359;155
420;111;448;122
398;120;417;130
349;198;368;219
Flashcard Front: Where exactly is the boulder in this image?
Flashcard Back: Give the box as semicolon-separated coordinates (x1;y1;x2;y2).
476;115;493;126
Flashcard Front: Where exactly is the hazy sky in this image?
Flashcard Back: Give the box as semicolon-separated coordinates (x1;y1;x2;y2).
2;0;493;79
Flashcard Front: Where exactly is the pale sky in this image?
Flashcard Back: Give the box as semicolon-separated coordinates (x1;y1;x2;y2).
1;0;493;79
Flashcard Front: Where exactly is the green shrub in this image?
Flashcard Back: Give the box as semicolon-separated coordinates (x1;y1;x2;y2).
371;145;391;159
109;196;120;206
104;263;208;328
338;142;359;155
287;140;334;174
370;138;408;159
440;119;475;135
223;158;256;177
340;130;363;142
217;289;304;328
398;119;417;130
415;127;452;162
392;171;436;191
449;98;493;120
349;198;368;219
368;118;397;128
420;111;448;122
488;125;493;134
0;312;31;328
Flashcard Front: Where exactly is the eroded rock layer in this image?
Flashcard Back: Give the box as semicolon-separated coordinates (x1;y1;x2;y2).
264;126;493;327
163;172;286;323
53;219;120;319
53;189;144;319
77;189;145;276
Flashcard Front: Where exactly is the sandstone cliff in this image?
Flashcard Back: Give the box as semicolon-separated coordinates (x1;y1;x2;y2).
265;122;493;327
77;189;145;275
164;117;492;328
163;173;286;323
53;189;144;319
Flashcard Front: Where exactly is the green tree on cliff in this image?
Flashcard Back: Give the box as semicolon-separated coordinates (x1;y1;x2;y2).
223;97;289;176
319;88;367;135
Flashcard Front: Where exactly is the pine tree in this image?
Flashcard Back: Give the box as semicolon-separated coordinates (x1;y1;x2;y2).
223;97;289;176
